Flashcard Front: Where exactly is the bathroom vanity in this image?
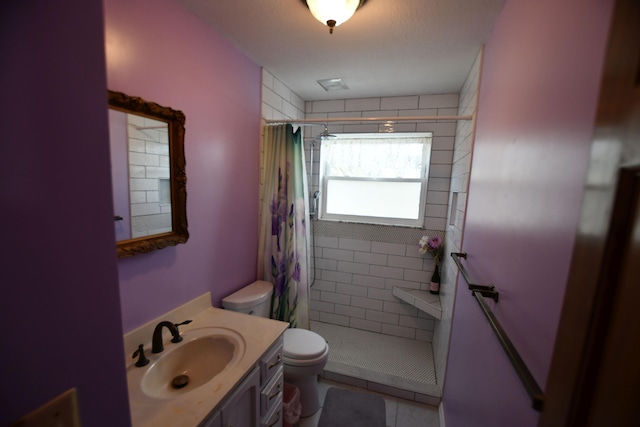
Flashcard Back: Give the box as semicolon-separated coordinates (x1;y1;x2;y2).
123;293;288;427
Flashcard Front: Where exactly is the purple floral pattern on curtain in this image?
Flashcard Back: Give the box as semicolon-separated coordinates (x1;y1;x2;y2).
258;125;310;329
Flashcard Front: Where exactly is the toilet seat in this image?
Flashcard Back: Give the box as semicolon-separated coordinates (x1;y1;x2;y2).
283;329;329;366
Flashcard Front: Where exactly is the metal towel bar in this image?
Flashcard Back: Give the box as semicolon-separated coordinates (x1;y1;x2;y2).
450;252;545;411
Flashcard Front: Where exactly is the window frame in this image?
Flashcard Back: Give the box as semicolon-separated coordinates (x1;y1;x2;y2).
318;132;432;227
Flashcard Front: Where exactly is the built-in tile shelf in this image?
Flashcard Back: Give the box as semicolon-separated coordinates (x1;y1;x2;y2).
392;287;442;320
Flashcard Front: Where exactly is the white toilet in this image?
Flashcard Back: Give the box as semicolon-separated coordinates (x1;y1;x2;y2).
222;280;329;417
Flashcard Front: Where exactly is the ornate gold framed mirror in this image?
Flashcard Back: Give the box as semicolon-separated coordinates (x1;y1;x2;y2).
108;90;188;257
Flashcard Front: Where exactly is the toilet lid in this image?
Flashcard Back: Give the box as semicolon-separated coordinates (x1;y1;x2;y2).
283;328;327;359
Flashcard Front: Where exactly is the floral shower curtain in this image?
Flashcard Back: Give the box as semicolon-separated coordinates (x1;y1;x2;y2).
257;124;310;329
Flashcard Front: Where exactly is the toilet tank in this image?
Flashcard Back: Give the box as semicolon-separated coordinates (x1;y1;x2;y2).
221;280;273;317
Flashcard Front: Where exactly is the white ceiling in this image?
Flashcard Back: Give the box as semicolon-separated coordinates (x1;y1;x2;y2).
178;0;505;101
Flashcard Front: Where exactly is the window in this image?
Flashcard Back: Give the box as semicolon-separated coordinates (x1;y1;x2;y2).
318;133;432;227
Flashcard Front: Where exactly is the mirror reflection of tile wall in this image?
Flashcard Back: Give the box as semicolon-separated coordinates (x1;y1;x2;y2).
127;114;172;238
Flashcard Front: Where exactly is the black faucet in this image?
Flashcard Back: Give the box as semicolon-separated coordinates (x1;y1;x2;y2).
151;321;184;353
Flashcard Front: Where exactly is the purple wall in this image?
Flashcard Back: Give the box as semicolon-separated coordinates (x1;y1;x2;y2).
443;0;613;425
104;0;262;332
0;1;130;426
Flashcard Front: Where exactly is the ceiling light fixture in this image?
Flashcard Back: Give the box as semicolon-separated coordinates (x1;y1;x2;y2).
302;0;368;34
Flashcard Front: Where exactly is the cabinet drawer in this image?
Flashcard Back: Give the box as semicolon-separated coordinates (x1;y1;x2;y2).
260;335;283;385
260;391;283;427
260;365;283;416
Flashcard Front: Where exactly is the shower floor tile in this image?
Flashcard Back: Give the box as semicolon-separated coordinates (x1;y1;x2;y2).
310;321;439;397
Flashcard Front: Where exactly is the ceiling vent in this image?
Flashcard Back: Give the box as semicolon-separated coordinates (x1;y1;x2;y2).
317;78;349;91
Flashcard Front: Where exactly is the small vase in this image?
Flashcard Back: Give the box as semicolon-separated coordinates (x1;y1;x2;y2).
430;264;440;295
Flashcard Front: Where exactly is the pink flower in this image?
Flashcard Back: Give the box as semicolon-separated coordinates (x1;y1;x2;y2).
418;235;445;265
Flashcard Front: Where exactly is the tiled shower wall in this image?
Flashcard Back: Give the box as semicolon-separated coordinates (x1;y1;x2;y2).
304;94;459;231
435;49;483;383
304;94;460;343
128;114;172;237
259;61;480;359
259;69;305;225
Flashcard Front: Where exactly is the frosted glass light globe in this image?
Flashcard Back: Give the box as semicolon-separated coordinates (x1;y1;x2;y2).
306;0;361;33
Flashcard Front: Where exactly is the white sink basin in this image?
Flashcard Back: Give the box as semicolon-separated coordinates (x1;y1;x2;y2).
128;327;245;400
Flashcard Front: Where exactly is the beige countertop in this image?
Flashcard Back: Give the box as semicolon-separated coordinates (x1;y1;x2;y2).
123;293;289;427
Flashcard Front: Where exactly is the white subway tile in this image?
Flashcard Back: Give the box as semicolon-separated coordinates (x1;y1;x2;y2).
351;296;384;311
261;86;282;111
383;301;418;316
309;310;319;321
337;261;369;275
310;300;334;313
322;248;354;262
315;258;337;271
363;109;398;118
438;107;459;117
282;102;300;121
342;123;380;133
311;99;346;113
273;78;291;101
419;94;459;109
319;312;350;326
428;177;451;191
339;238;371;252
369;265;404;279
419;122;457;136
335;304;366;319
371;241;406;256
366;310;399;325
349;318;382;333
381;96;419;110
367;288;395;302
354;251;388;266
428;164;452;178
386;278;421;290
403;269;430;284
312;280;336;292
352;274;386;289
321;291;351;305
425;204;448;219
315;236;338;248
424;217;447;230
131;203;161;216
310;289;321;301
345;98;381;111
261;68;274;89
426;191;449;205
130;191;146;203
321;270;352;284
387;255;423;270
401;108;438;117
399;315;435;330
432;136;455;150
336;283;368;297
291;92;305;112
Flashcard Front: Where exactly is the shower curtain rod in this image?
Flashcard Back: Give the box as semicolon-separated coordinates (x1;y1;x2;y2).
265;114;473;126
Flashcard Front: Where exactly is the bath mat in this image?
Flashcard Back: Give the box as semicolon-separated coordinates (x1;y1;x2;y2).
318;387;386;427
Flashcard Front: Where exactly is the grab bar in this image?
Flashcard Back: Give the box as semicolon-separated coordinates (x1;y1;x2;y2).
450;252;499;301
450;252;545;411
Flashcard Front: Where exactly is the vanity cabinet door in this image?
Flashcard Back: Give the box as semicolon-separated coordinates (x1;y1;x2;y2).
220;366;261;427
260;365;283;417
201;411;221;427
260;391;283;427
260;336;283;385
